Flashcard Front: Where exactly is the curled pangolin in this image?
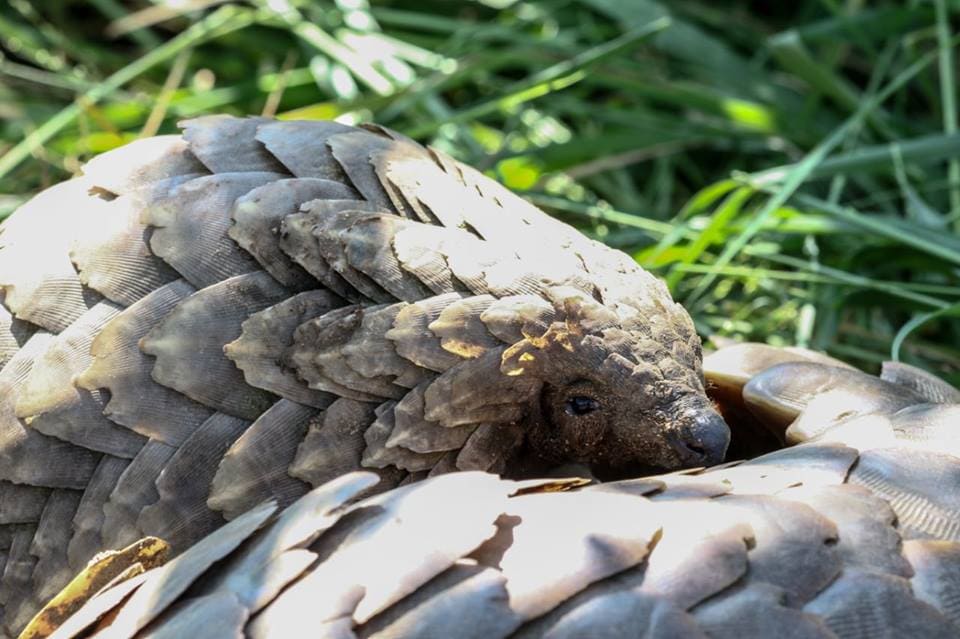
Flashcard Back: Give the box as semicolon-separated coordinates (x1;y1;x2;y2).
0;115;730;634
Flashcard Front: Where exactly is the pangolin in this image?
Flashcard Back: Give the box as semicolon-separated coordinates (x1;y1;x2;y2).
0;115;731;634
25;344;960;638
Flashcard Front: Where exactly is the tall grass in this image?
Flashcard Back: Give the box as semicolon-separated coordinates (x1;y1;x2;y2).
2;1;959;382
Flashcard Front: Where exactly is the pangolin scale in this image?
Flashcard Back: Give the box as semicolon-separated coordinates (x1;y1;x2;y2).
1;116;959;638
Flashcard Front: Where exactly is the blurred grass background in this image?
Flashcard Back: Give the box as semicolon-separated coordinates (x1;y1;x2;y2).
2;0;960;382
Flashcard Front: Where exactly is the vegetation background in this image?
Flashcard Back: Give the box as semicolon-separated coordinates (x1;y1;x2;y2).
2;0;959;382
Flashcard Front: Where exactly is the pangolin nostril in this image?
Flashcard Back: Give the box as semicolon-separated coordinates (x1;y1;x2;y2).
684;442;706;457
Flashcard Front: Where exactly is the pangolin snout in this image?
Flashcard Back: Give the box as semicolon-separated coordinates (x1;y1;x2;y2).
670;407;730;466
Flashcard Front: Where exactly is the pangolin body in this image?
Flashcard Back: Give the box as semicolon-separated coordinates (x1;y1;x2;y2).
0;116;729;634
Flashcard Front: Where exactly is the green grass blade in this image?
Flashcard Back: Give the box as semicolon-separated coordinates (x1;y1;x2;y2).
0;6;255;182
406;18;671;137
689;44;946;305
934;0;960;226
892;303;960;360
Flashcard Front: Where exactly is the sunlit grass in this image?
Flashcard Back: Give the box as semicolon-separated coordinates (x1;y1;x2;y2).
2;1;959;383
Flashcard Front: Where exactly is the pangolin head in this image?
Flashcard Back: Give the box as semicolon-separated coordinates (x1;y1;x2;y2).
496;286;730;477
416;272;731;479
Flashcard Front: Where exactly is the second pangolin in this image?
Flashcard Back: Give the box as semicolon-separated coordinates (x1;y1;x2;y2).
0;115;728;629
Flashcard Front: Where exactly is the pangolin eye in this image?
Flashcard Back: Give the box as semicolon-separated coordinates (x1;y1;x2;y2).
565;396;600;416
